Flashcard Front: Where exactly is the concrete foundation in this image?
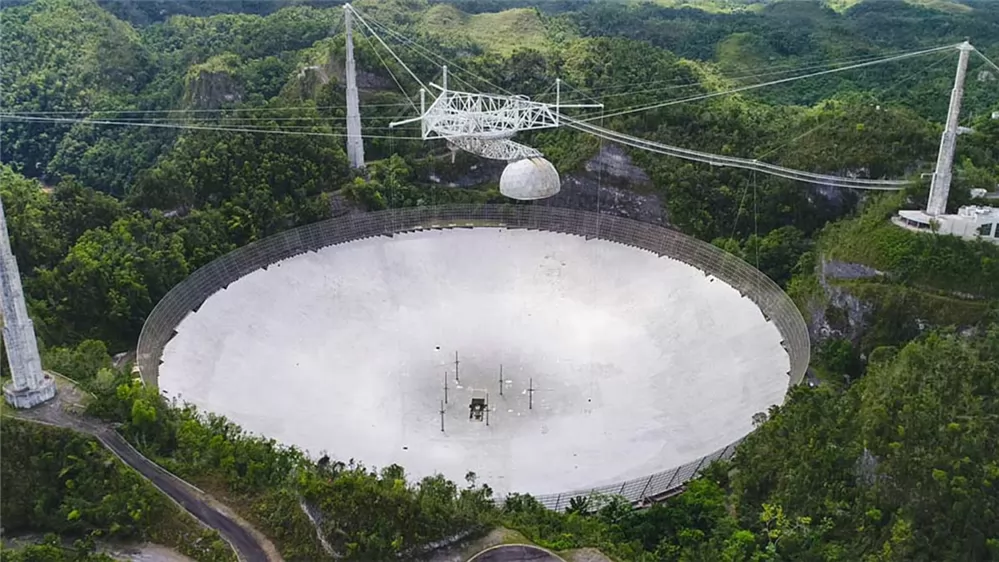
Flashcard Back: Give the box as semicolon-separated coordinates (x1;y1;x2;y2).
4;374;56;409
160;228;790;497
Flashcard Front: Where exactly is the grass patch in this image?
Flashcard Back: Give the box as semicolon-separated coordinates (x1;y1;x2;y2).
648;0;761;13
825;0;864;11
498;528;533;545
420;7;548;55
904;0;973;13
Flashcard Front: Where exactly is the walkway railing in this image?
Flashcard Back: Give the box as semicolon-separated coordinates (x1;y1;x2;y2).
136;204;809;510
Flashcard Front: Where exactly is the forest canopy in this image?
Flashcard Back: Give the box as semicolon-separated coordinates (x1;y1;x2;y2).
2;0;999;560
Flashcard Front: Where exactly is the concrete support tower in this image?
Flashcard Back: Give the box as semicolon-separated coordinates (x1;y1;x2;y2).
1;195;55;408
926;41;974;216
344;4;365;169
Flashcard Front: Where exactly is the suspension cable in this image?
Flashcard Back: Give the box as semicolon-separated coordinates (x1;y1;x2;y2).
572;43;961;123
2;103;413;116
564;51;914;102
565;117;908;190
0;114;425;140
346;5;427;92
975;47;999;74
353;17;420;112
752;50;954;163
359;13;510;95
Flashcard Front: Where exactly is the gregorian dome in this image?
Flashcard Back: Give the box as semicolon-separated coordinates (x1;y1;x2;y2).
500;157;561;200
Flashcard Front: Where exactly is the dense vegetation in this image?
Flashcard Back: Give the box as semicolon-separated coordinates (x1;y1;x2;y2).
2;0;999;560
8;319;998;560
76;370;496;560
0;418;234;561
502;324;999;562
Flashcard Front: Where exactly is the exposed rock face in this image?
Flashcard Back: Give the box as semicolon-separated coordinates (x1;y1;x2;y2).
429;156;506;188
292;55;395;101
808;258;881;344
185;70;243;110
822;259;881;281
584;144;653;189
426;144;665;225
541;175;665;225
548;145;663;225
295;65;332;99
326;56;394;91
813;183;856;211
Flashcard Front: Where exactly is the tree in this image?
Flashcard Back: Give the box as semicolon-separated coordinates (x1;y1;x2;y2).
0;164;63;273
31;213;189;347
42;339;112;382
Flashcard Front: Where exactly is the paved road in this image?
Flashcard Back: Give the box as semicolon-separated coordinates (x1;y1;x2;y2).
7;381;272;562
95;429;270;562
467;545;566;562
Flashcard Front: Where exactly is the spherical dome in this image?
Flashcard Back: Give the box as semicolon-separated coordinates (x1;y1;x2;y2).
500;157;561;200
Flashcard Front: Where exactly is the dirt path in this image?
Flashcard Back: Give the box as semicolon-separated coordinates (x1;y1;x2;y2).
5;375;281;562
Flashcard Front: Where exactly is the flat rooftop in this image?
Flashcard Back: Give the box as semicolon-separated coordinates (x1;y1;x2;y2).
896;206;999;243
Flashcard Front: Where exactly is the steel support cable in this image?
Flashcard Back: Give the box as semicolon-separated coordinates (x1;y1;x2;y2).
350;8;502;96
6;115;421;125
0;114;426;140
751;49;954;164
345;5;427;92
3;103;414;116
975;48;999;74
353;19;420;113
587;57;918;101
564;51;917;101
359;12;512;96
577;123;908;189
563;117;908;189
367;20;889;105
357;16;459;78
572;43;962;123
754;170;759;269
564;47;942;96
562;80;602;106
575;45;959;120
530;81;558;103
349;6;476;93
108;115;413;123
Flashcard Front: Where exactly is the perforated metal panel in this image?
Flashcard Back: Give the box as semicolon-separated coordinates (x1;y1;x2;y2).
136;205;810;510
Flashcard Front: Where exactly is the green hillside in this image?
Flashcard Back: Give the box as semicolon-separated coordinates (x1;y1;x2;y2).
648;0;974;13
420;5;550;54
2;0;999;559
0;418;234;561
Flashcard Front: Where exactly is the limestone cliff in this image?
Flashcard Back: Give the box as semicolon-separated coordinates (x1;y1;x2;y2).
184;54;244;110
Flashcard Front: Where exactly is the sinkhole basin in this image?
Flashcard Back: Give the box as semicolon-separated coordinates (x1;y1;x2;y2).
141;206;808;503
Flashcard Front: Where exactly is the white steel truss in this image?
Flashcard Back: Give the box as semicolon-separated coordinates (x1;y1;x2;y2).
447;136;543;161
390;70;601;161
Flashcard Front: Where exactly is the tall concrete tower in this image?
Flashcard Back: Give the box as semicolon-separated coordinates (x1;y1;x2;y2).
1;194;56;408
344;4;365;169
926;41;974;216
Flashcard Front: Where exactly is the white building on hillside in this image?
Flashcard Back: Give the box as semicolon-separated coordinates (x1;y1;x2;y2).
894;206;999;243
893;42;999;245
